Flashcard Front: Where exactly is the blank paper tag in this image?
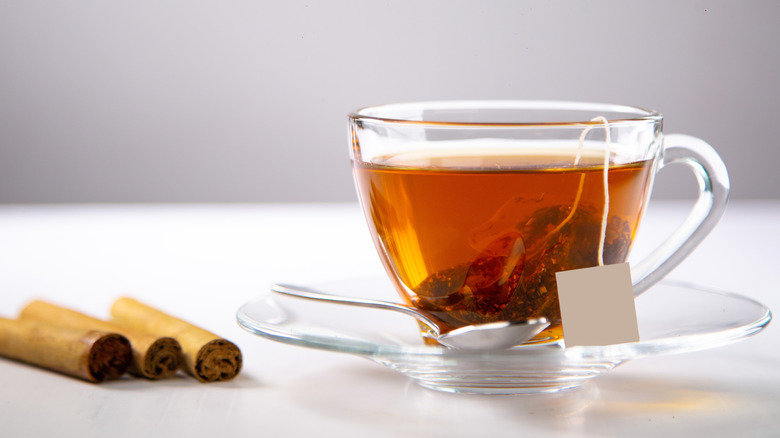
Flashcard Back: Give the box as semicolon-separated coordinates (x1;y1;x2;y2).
555;262;639;347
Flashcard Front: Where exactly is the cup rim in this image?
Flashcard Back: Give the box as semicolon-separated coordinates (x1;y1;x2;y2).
350;100;662;127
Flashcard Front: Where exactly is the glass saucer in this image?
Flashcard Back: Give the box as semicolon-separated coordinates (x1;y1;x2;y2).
236;278;771;395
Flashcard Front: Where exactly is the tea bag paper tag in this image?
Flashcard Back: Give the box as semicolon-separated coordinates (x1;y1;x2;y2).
555;262;639;347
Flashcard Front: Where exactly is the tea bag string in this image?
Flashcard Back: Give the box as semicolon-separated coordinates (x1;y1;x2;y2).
575;117;611;265
538;117;610;266
591;116;610;266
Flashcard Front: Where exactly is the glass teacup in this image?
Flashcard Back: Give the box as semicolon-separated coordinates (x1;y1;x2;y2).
349;101;729;344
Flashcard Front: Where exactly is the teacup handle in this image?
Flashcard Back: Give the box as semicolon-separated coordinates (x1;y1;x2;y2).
631;134;730;296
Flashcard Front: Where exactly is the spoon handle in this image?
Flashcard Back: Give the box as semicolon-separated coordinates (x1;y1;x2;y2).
270;283;441;335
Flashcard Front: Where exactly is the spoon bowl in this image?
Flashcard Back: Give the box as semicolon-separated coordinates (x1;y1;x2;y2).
271;283;549;350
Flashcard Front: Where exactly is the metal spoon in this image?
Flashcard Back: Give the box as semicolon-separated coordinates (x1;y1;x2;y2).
271;283;550;350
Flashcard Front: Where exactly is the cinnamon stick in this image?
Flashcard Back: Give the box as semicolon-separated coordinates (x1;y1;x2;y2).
0;318;132;382
19;300;182;379
110;298;242;382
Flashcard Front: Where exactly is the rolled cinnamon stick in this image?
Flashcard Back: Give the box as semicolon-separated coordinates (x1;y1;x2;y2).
19;300;182;379
110;297;242;382
0;318;132;382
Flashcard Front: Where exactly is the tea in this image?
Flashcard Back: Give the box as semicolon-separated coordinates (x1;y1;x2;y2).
353;147;654;342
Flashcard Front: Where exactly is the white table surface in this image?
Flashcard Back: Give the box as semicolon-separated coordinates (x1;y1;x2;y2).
0;200;778;437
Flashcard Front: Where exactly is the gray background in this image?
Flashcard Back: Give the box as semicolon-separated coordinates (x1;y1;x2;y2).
1;1;777;203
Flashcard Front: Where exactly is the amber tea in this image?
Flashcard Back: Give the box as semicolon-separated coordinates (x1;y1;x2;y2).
353;148;654;342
